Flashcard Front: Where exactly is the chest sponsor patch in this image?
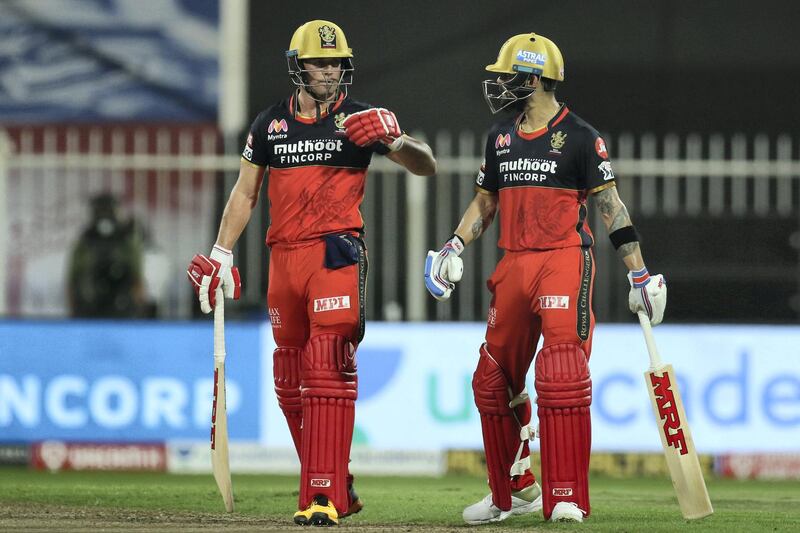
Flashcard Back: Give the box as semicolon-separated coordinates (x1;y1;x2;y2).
539;295;569;309
314;296;351;312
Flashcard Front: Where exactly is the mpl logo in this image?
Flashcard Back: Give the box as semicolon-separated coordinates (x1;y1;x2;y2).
311;478;331;487
495;133;511;149
553;488;573;496
539;295;569;309
314;296;351;313
268;119;288;134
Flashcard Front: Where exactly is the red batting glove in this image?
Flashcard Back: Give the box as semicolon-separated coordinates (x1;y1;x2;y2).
343;108;404;150
187;245;241;314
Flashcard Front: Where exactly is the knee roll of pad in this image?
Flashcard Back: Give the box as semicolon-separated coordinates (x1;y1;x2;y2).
535;343;592;519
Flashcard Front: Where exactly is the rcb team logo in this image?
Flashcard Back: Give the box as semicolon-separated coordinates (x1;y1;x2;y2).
334;112;348;131
550;131;567;150
319;25;337;48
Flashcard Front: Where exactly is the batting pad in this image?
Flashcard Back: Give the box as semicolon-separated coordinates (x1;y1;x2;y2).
274;347;303;456
535;343;592;519
299;334;357;513
472;344;534;511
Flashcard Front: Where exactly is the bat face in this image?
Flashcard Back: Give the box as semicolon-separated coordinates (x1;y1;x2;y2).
645;365;713;520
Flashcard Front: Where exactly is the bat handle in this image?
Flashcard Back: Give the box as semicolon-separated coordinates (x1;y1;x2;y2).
213;288;226;361
637;311;664;371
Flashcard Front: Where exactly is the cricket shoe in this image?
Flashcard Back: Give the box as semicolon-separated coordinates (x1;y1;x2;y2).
462;482;542;525
550;501;585;523
340;482;363;518
293;495;338;527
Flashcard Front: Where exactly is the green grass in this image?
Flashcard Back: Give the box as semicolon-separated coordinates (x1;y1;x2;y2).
1;468;798;531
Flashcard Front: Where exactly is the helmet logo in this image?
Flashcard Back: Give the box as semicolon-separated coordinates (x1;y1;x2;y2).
268;119;288;134
318;25;337;48
551;131;567;150
495;133;511;149
516;49;546;66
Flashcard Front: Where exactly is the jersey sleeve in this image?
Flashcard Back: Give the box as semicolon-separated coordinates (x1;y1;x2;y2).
242;112;270;167
475;132;499;193
583;131;616;193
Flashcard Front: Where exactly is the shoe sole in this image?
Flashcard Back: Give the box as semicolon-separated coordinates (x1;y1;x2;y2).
464;495;543;525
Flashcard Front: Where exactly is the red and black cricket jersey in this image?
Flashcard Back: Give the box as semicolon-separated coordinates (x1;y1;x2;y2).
475;105;616;252
242;93;390;246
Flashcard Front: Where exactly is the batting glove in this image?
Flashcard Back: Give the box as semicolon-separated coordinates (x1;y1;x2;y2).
187;245;241;314
425;235;465;301
627;267;667;325
343;108;404;151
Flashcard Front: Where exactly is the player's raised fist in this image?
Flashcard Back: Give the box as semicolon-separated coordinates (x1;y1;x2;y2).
187;245;241;314
343;108;404;151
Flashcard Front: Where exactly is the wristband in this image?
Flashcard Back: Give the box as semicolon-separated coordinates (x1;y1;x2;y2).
446;234;465;256
386;134;405;152
609;225;639;250
629;266;650;288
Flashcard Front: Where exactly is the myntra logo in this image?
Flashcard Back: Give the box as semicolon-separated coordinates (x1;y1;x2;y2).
268;119;288;134
495;133;511;149
650;372;689;455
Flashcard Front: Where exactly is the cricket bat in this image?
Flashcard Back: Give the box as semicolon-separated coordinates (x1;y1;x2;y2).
637;311;713;520
211;288;234;512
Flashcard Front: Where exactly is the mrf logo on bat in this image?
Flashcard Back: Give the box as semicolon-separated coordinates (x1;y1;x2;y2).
649;371;689;455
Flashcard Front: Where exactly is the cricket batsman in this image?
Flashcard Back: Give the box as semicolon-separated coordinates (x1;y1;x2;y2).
424;32;666;523
188;20;436;526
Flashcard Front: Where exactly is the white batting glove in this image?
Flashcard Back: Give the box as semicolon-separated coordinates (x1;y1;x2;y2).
628;267;667;325
425;235;465;301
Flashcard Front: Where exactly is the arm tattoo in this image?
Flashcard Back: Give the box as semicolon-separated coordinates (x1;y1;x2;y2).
594;187;631;232
470;200;497;240
617;241;640;259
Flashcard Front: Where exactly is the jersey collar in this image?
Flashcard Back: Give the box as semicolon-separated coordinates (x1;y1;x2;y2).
288;91;346;124
516;103;569;140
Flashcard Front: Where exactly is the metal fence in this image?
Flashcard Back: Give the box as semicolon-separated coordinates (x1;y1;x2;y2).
2;127;798;322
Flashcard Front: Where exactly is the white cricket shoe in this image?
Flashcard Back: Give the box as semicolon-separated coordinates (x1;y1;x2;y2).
550;501;585;522
462;482;542;525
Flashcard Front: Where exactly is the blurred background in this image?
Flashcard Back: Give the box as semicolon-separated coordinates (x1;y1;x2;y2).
0;0;797;480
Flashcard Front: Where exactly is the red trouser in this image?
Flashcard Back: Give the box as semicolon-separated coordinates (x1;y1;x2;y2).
475;246;595;516
268;238;367;513
484;247;595;382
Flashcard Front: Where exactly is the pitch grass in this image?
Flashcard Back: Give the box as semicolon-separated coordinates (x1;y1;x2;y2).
1;468;799;532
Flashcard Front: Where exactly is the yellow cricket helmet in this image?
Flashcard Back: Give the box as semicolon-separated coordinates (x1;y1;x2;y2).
482;33;564;114
486;33;564;80
286;20;354;102
287;20;353;60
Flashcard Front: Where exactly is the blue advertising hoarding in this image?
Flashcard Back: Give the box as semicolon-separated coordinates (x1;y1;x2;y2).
0;320;260;441
2;321;799;454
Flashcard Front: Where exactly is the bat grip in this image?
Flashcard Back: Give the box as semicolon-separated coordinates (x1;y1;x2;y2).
637;311;664;371
213;288;226;361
